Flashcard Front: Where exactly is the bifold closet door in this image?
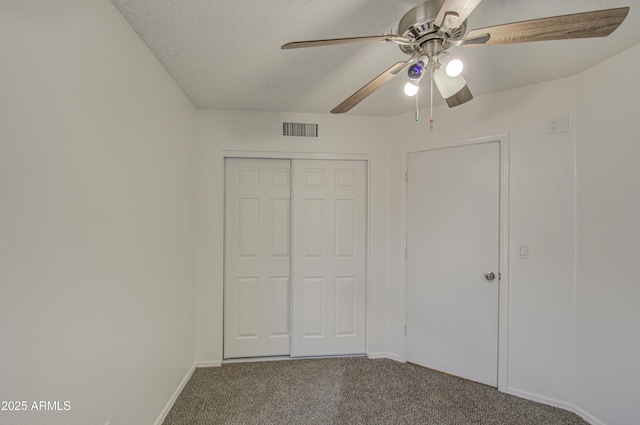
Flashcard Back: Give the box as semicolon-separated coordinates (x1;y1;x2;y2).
291;160;367;357
224;158;291;359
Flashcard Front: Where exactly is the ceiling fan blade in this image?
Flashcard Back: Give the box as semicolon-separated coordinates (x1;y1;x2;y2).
331;61;408;114
465;7;630;46
282;35;414;50
447;33;491;47
433;68;473;108
435;0;483;30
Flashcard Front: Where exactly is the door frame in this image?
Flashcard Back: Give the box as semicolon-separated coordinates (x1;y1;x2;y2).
219;150;371;359
400;133;510;391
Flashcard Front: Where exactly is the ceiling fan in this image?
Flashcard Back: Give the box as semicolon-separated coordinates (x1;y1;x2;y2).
282;0;629;114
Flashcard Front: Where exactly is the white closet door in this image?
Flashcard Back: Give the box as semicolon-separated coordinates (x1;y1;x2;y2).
291;160;367;357
224;158;291;359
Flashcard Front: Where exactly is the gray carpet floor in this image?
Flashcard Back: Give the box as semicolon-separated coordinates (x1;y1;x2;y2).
162;357;588;425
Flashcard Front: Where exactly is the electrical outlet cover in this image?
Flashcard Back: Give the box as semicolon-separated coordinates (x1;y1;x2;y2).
548;115;569;134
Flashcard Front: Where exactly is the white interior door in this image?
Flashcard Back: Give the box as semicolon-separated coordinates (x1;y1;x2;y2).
224;158;291;359
291;160;367;357
406;142;500;386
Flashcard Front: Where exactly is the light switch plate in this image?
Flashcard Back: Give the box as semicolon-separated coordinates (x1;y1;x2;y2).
517;244;529;259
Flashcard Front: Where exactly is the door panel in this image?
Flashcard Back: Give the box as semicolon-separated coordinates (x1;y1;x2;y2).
291;160;367;357
303;199;325;258
406;142;499;386
269;277;291;336
302;277;325;337
335;277;356;336
224;158;291;358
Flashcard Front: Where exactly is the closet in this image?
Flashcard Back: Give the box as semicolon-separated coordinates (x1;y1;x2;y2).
224;158;367;359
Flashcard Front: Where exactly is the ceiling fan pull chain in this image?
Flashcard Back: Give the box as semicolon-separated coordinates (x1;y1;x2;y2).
429;62;434;131
415;89;420;122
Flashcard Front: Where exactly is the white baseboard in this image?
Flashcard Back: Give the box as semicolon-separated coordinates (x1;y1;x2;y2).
506;388;606;425
367;352;401;362
571;406;607;425
154;363;196;425
223;356;291;364
195;360;222;368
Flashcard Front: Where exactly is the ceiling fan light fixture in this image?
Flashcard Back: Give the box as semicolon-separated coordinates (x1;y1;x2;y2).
407;56;430;80
433;67;473;107
407;61;425;80
438;52;464;78
404;80;420;97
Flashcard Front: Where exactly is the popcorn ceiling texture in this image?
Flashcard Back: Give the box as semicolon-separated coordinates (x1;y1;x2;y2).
110;0;640;116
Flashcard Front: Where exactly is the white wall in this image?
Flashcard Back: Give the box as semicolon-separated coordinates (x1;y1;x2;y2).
574;43;640;425
194;110;392;362
0;1;196;424
386;79;579;404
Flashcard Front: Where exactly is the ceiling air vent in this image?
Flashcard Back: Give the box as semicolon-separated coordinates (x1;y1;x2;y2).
283;122;318;138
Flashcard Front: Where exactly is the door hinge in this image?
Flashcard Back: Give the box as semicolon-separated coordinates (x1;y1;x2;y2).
405;246;408;259
404;324;407;336
405;171;408;183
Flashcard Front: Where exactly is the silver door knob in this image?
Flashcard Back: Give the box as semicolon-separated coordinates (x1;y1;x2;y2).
484;272;496;281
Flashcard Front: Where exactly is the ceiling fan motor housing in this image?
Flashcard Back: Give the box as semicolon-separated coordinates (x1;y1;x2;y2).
398;0;467;55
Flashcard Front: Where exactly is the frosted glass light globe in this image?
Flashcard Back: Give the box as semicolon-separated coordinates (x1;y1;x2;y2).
445;58;464;77
404;81;420;96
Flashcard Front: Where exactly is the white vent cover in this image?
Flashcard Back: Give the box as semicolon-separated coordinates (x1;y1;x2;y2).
282;122;318;138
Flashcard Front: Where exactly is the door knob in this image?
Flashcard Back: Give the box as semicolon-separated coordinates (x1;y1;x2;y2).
484;272;496;281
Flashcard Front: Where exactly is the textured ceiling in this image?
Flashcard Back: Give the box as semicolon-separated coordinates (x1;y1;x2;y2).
111;0;640;116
